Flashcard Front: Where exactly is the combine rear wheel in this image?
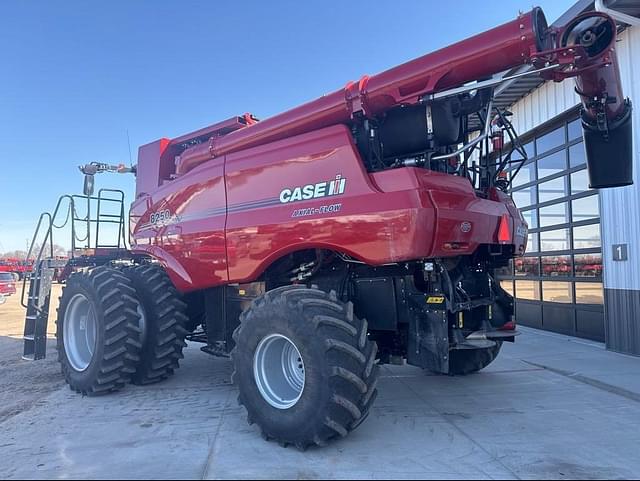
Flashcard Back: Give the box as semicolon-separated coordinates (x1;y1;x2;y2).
124;265;189;385
231;285;379;450
56;267;142;395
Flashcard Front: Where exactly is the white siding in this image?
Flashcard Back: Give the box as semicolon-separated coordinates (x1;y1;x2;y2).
508;27;640;291
600;27;640;291
510;73;579;135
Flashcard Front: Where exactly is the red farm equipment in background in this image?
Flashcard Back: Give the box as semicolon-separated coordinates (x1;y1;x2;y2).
0;258;34;281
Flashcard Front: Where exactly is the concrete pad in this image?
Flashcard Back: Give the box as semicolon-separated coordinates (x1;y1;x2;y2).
1;328;640;480
508;327;640;399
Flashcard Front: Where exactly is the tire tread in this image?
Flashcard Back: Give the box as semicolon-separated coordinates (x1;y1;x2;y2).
124;265;189;385
56;266;142;396
232;285;379;449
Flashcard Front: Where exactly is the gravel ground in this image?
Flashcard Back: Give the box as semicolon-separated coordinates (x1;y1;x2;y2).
0;284;64;423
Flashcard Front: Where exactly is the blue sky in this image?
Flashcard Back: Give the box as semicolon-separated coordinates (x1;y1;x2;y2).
0;0;573;252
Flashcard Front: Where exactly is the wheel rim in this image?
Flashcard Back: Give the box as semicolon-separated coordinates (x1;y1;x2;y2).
253;334;305;410
63;293;98;372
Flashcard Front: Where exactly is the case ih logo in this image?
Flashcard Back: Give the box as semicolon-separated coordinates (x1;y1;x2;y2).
279;174;347;204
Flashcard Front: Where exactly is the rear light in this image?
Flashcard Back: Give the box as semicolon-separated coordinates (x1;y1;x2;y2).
499;319;517;331
498;213;512;244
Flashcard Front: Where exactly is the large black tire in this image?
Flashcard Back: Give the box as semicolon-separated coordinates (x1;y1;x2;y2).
232;285;379;450
124;265;189;385
56;267;142;395
447;341;503;375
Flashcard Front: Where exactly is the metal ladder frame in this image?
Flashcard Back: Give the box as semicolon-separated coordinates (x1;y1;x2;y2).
21;189;128;360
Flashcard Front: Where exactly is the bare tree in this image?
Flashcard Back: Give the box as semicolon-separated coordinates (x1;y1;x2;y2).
52;244;69;257
1;250;28;260
2;244;68;260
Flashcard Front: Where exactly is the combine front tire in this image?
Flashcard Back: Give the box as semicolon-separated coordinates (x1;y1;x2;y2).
231;285;379;449
124;265;189;385
56;267;142;395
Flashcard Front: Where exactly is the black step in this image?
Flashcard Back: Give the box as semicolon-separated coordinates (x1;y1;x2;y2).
22;260;55;361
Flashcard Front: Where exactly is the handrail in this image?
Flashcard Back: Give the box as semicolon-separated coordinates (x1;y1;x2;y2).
96;189;128;251
20;211;53;309
20;190;128;311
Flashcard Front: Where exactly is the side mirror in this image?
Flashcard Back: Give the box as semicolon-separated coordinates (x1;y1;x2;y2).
83;174;95;197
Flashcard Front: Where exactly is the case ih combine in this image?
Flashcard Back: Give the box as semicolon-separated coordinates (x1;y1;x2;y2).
22;8;632;448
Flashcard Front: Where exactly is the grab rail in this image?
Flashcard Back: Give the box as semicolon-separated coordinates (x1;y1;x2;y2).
20;190;127;310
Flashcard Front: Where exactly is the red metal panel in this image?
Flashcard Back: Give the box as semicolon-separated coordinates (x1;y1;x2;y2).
224;125;426;283
131;124;528;292
135;138;171;198
130;158;228;292
222;125;525;286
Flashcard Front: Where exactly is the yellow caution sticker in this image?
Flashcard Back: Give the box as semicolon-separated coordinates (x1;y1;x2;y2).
426;296;445;304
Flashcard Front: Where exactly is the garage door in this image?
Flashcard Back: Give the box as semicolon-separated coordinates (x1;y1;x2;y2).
497;111;605;342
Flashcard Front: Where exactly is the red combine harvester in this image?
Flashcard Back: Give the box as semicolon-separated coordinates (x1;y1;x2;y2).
22;9;632;448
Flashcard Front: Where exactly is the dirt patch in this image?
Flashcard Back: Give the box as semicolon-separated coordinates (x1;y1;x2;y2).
0;282;61;338
0;284;65;423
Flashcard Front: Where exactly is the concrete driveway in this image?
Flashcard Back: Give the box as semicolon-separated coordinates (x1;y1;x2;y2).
1;327;640;480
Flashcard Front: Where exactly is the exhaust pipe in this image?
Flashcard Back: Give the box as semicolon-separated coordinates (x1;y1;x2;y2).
559;12;633;188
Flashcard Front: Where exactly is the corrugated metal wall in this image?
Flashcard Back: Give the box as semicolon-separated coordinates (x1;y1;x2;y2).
509;74;579;135
600;27;640;291
510;27;640;292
